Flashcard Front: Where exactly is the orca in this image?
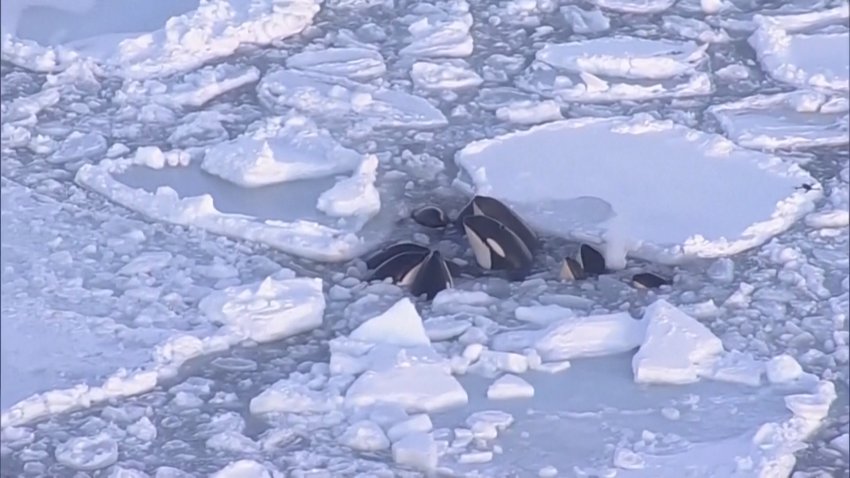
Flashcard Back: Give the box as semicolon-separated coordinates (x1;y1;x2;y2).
365;242;430;270
462;215;533;272
412;205;449;228
456;195;538;252
410;250;454;300
370;250;430;285
631;272;672;289
560;257;586;281
578;243;606;276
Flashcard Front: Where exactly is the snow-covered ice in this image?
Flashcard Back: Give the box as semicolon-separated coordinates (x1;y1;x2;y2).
201;115;362;188
75;144;393;262
257;69;448;129
286;48;387;81
518;37;712;103
410;60;483;92
749;5;850;92
708;90;849;151
487;374;535;400
399;0;474;59
1;0;320;79
589;0;676;14
455;114;821;265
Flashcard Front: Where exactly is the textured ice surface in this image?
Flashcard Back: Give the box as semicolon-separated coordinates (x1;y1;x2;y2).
201;115;362;187
519;37;712;103
285;47;386;81
708;90;849;151
749;5;849;92
257;69;448;129
1;0;320;79
455;114;821;265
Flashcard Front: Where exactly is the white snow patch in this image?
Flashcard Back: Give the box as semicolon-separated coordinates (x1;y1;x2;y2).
708;90;850;151
202;115;362;188
455;114;820;265
749;5;850;92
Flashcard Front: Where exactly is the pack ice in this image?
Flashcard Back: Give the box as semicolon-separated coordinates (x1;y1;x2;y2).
455;113;821;265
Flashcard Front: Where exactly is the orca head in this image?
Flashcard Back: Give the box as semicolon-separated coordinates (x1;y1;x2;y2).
410;250;454;300
365;242;430;270
462;215;533;271
412;205;449;228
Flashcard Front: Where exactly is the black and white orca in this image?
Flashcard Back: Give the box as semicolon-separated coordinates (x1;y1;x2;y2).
456;195;538;252
410;250;454;300
412;205;449;228
370;249;430;285
462;215;533;272
365;242;430;270
631;272;672;289
577;243;606;276
560;257;586;281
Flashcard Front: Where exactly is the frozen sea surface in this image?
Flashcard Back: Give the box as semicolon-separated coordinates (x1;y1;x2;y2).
1;0;848;476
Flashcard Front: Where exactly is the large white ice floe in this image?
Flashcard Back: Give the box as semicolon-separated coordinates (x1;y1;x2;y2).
399;0;474;58
330;298;469;415
454;113;821;265
708;90;850;151
75;142;390;262
285;47;387;81
749;5;850;92
201;115;362;188
1;0;320;79
257;69;448;129
518;37;712;103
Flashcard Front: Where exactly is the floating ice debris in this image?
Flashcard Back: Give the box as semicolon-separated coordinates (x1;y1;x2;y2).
286;47;387;81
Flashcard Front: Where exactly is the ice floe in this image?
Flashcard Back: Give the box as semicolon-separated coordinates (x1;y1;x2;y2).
286;47;387;81
198;272;325;344
257;69;447;129
201;115;362;188
1;0;320;79
749;5;850;92
410;60;483;91
561;5;611;34
399;0;474;58
454;113;821;265
75;143;391;262
589;0;676;14
708;90;849;151
519;37;712;103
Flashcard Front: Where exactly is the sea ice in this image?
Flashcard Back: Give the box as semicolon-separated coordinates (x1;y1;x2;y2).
199;273;325;344
249;378;342;415
487;374;535;400
257;69;447;129
392;432;438;471
211;460;276;478
490;311;646;361
339;420;391;451
518;37;711;103
201;115;362;188
561;5;610;34
589;0;676;14
399;0;474;58
410;60;483;91
286;47;386;81
749;5;849;92
54;432;118;471
631;300;724;385
75;150;384;262
495;100;563;125
331;299;469;413
708;90;850;151
2;0;320;80
316;155;381;219
454;114;820;265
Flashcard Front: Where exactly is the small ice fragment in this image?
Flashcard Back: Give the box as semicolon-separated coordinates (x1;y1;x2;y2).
392;432;438;471
765;354;804;384
487;374;535;400
387;414;434;442
340;420;391;451
459;451;494;464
